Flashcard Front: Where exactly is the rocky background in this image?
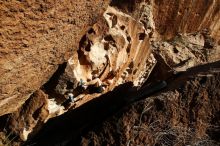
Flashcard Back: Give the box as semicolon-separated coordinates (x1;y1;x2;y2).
79;64;220;146
0;0;220;145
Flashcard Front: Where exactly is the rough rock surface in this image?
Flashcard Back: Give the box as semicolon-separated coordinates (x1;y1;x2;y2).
53;6;156;114
80;67;220;146
0;0;220;145
111;0;220;42
0;0;110;116
152;32;220;72
0;0;219;115
7;6;157;141
8;90;49;141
